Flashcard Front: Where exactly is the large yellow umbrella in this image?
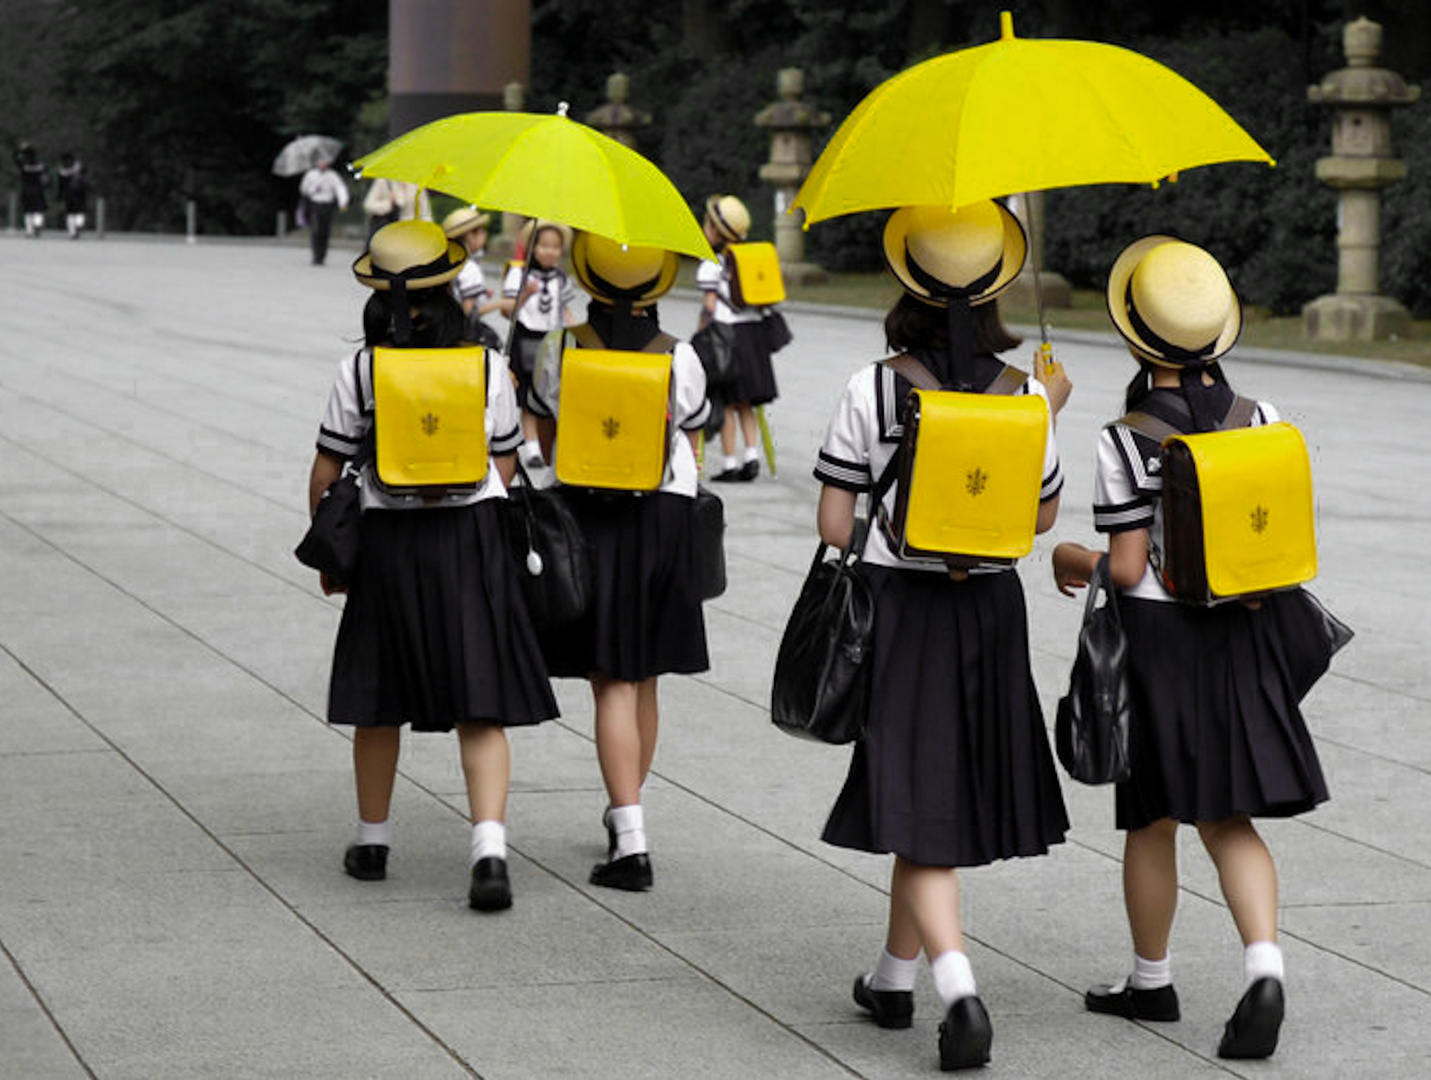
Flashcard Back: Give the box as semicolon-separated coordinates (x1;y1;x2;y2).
353;107;713;261
793;10;1274;226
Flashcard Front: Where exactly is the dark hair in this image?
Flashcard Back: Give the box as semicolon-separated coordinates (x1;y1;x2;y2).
883;292;1021;355
362;287;466;347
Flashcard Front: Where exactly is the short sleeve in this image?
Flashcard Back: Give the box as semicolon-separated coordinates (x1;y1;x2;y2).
695;259;721;292
671;341;711;432
486;350;522;454
813;368;875;492
560;272;579;309
502;264;522;299
1024;377;1064;503
316;350;369;460
1093;425;1155;533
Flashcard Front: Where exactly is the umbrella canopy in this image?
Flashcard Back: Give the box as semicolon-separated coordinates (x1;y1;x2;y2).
793;10;1274;225
353;109;713;261
272;134;343;178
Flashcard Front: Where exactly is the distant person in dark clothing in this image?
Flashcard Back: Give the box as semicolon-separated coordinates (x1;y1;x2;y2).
299;156;349;265
13;143;47;238
56;152;87;239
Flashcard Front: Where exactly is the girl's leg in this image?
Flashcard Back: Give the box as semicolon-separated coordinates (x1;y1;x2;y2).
718;408;738;461
737;404;760;455
1125;818;1181;962
590;675;652;889
458;721;515;910
353;726;401;825
635;677;660;787
1196;816;1278;946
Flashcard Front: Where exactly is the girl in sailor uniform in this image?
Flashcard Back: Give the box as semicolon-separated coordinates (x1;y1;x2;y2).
501;219;578;466
813;202;1068;1071
307;220;558;912
442;205;502;349
528;231;711;893
696;195;779;481
1052;237;1334;1061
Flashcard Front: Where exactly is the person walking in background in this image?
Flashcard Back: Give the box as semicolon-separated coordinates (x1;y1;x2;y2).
442;205;502;349
696;195;778;482
55;151;87;239
299;155;349;265
528;231;710;892
500;219;577;467
811;202;1068;1070
13;143;47;238
307;220;558;911
1051;237;1332;1061
363;177;428;238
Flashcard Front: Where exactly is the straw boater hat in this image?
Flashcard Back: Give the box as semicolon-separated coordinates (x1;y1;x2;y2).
571;232;678;310
1106;236;1241;366
704;195;751;243
441;205;491;239
518;218;574;253
882;201;1026;307
353;219;465;292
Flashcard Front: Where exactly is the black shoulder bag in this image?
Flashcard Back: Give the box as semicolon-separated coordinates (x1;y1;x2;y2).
1055;554;1134;784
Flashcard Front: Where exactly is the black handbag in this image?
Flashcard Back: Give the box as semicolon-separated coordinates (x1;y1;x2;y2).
770;520;875;745
502;463;593;630
691;321;736;387
693;487;726;600
1055;554;1134;785
295;464;363;586
762;309;793;353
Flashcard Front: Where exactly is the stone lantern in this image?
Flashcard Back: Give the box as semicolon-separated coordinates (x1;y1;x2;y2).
585;72;651;150
1303;17;1420;342
756;68;830;284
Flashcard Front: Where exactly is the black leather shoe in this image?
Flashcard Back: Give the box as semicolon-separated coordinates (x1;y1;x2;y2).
938;995;992;1071
737;459;759;481
1217;977;1284;1059
1085;981;1181;1021
343;843;388;881
468;856;513;911
710;466;743;483
589;852;653;891
852;974;914;1029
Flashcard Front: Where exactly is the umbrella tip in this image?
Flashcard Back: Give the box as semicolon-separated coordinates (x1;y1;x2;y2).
556;101;570;118
1000;10;1014;39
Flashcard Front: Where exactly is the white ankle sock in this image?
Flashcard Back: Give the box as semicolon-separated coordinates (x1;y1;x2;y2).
607;803;647;858
356;818;391;847
930;950;976;1010
1130;952;1172;990
742;446;759;463
722;455;738;472
870;948;919;992
1243;941;1284;988
470;820;506;865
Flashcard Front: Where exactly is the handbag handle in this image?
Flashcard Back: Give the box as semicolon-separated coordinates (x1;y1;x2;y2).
1083;553;1121;628
509;456;545;577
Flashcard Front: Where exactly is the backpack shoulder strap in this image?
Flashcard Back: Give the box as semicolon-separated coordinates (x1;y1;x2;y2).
1222;394;1259;429
643;331;678;355
987;363;1029;395
880;353;941;391
569;323;601;350
1119;410;1180;444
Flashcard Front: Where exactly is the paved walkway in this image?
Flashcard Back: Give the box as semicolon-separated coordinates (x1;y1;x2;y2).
0;234;1428;1079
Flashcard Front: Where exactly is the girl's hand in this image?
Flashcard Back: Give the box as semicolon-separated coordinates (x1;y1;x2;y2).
1052;542;1096;597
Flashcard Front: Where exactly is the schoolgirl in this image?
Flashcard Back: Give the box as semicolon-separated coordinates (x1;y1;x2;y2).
813;202;1068;1071
1051;237;1331;1059
696;195;778;481
308;220;558;912
441;205;502;348
527;231;711;891
500;219;578;466
14;143;47;238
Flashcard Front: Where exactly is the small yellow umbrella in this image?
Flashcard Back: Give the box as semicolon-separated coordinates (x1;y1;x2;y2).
354;107;713;261
794;10;1274;226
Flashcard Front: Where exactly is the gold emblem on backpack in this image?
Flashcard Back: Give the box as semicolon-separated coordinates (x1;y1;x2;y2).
421;412;440;436
1250;504;1269;534
966;467;989;497
602;416;621;440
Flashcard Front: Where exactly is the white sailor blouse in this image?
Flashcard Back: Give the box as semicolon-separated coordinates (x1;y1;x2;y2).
316;347;523;511
815;360;1063;573
695;256;764;325
502;264;579;334
1093;398;1278;602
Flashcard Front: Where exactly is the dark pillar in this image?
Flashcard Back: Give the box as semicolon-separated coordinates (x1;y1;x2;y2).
388;0;531;137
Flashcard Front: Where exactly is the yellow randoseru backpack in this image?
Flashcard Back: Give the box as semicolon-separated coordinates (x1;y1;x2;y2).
1125;401;1316;602
882;355;1049;569
727;241;787;308
553;327;677;492
370;346;488;495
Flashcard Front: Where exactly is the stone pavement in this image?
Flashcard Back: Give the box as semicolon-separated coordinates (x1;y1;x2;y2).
0;234;1427;1079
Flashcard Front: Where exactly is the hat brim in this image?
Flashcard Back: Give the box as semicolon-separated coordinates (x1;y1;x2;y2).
1106;235;1242;366
571;232;679;310
883;202;1027;307
352;238;467;291
443;212;491;239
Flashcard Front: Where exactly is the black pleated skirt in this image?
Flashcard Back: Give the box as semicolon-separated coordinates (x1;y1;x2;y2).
328;502;559;731
822;566;1069;868
729;320;778;406
510;324;544;409
539;491;709;682
1114;589;1332;831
